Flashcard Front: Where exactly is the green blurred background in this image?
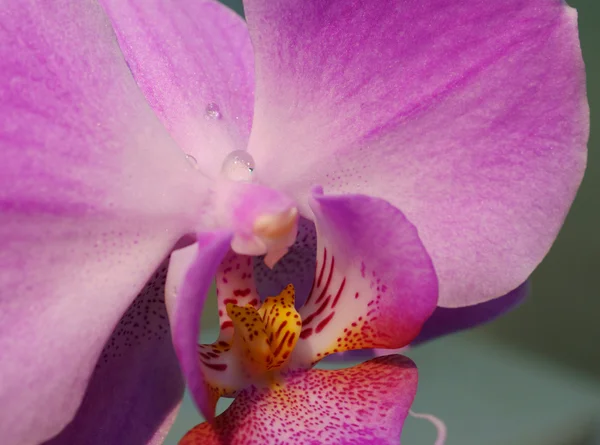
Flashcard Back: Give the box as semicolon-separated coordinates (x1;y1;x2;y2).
167;0;600;443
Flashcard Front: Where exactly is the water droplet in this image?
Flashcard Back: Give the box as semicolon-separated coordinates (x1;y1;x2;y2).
205;102;222;120
221;150;255;182
185;153;199;169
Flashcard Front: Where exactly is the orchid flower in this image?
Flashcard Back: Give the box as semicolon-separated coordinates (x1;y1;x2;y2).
0;0;587;444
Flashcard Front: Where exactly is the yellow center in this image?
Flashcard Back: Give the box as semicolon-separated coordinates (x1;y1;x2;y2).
226;284;302;381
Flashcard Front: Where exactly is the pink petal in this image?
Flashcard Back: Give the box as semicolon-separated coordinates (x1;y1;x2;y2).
291;189;438;366
99;0;255;176
180;354;418;445
0;2;205;444
245;0;588;307
169;232;234;421
45;265;183;445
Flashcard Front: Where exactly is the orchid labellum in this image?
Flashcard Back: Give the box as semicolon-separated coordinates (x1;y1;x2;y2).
0;0;587;444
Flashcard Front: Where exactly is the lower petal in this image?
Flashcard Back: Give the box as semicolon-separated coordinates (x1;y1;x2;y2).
44;265;184;444
180;354;418;445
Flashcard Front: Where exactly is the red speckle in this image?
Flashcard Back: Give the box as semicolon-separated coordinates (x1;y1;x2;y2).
317;248;328;287
273;331;290;357
287;333;296;347
300;328;313;339
315;311;335;333
303;295;331;327
276;320;288;336
331;278;346;308
315;257;335;304
200;361;228;372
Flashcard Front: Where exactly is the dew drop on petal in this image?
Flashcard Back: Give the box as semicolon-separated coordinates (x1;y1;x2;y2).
205;102;222;119
185;153;199;169
221;150;255;182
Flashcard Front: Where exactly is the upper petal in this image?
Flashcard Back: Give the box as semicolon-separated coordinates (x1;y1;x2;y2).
245;0;588;307
45;265;184;445
0;2;206;443
180;354;418;445
292;190;438;367
99;0;255;177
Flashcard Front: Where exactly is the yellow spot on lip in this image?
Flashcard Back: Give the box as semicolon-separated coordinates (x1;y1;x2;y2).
253;207;298;239
226;284;301;378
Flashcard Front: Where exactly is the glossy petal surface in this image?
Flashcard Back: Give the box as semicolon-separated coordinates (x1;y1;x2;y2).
180;355;417;445
0;2;204;443
100;0;255;176
245;0;588;307
45;265;184;445
169;232;233;421
292;190;438;366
